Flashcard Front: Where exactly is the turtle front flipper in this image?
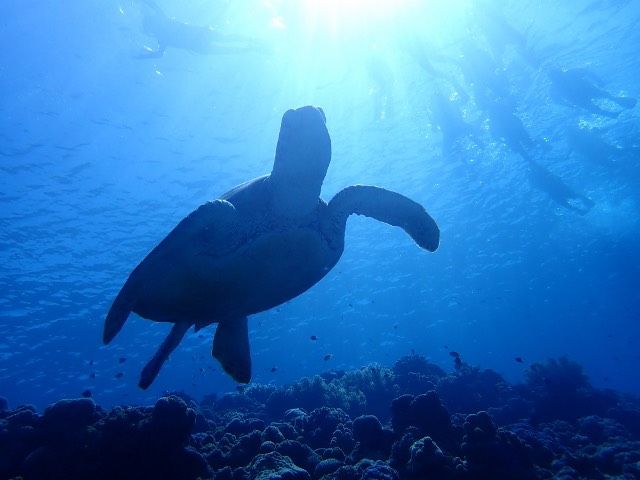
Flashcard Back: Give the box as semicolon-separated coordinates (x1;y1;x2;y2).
103;280;138;344
139;321;191;389
212;317;251;383
327;185;440;252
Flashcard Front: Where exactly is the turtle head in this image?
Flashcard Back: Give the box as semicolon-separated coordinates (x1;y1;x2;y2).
271;106;331;216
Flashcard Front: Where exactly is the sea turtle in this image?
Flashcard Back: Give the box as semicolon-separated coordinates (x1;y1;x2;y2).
103;106;440;389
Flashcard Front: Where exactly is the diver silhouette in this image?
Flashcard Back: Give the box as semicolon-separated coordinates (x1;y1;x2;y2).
402;39;444;79
478;94;537;159
365;48;395;121
577;0;633;18
525;157;595;215
566;125;621;167
472;2;539;67
456;42;511;101
429;92;475;158
136;0;263;59
548;67;637;118
404;39;470;103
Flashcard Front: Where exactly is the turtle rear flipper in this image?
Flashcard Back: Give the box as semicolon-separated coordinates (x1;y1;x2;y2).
139;321;191;389
213;317;251;383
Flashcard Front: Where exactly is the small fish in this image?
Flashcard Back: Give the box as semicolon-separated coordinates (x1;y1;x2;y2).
89;360;94;366
270;367;277;373
118;357;126;364
515;357;524;364
449;351;460;358
310;335;318;341
444;345;449;349
90;372;96;379
392;323;398;329
324;354;333;361
454;357;462;370
115;372;124;379
81;389;92;398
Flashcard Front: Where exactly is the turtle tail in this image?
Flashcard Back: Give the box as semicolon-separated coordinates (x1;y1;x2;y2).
103;280;137;344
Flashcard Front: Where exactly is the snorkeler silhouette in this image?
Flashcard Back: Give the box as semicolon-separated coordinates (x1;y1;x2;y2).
566;125;621;167
402;39;464;87
525;157;595;215
402;39;444;79
403;39;470;103
548;67;637;118
478;94;537;159
471;1;539;67
577;0;633;18
136;0;262;59
365;48;395;121
429;92;475;157
456;42;511;100
566;124;640;183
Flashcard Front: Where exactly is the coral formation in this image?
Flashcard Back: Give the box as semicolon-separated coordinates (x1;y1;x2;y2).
1;354;638;479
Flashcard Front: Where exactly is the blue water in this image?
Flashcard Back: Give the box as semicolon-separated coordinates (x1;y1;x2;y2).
1;0;638;411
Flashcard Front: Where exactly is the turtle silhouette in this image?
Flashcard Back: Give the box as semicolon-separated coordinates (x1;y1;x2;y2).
103;106;440;389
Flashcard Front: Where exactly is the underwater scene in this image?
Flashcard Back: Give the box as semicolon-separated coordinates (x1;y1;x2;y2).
1;0;639;478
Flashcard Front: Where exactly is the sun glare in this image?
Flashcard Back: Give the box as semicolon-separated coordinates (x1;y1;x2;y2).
305;0;407;21
302;0;411;34
276;0;469;43
261;0;470;116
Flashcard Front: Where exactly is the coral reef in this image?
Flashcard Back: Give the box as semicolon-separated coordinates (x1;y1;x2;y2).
1;354;638;479
525;357;617;423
